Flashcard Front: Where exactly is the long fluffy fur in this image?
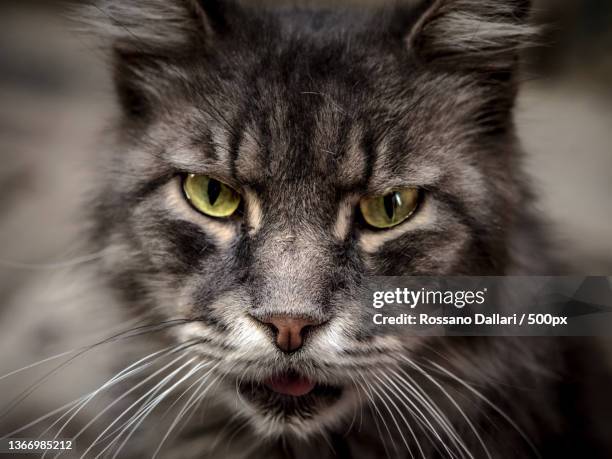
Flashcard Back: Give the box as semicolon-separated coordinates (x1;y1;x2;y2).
407;0;537;68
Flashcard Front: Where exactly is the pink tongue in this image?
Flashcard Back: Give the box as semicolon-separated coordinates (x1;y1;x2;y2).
264;374;316;397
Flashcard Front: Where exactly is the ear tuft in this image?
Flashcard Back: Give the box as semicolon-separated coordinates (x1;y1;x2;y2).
75;0;222;57
70;1;230;119
406;0;536;69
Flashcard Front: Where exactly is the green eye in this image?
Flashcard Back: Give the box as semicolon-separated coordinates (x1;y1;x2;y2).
359;188;420;229
182;174;241;218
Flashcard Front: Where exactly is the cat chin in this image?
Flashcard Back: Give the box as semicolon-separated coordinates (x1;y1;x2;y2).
216;380;360;439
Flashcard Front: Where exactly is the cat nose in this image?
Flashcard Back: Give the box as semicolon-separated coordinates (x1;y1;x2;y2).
261;316;322;353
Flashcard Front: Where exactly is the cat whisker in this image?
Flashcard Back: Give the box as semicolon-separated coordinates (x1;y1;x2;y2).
88;356;201;459
370;375;419;459
425;360;542;459
317;425;336;456
108;359;211;459
389;367;470;459
377;370;453;459
92;354;199;450
42;349;191;458
34;345;183;458
0;249;107;271
233;363;250;411
174;364;226;433
400;356;491;459
151;360;224;458
0;350;76;383
152;362;233;457
71;348;197;458
352;375;366;433
176;359;240;437
0;318;196;420
349;376;390;458
343;375;360;436
41;342;191;452
381;370;461;459
158;362;216;420
355;372;398;459
3;398;81;442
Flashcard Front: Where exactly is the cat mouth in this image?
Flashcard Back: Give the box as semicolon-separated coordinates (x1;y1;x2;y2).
237;371;343;419
263;373;317;396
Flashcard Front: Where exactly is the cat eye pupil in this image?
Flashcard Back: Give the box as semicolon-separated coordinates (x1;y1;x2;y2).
182;174;241;218
207;179;221;206
383;192;401;220
359;188;420;230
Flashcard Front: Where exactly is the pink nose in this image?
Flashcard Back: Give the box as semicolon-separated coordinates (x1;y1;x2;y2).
262;316;322;353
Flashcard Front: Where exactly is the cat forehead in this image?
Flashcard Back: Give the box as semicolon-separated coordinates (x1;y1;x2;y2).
174;113;371;192
143;5;496;194
161;108;441;200
158;57;453;193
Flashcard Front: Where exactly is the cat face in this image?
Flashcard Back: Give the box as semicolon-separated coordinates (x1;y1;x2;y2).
87;0;533;438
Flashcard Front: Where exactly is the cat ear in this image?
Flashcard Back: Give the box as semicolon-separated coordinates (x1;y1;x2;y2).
403;0;535;70
76;0;231;119
78;0;230;56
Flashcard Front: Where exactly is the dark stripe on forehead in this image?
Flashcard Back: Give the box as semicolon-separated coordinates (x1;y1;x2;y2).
228;107;249;184
361;129;376;191
333;122;372;192
190;124;217;162
258;111;272;185
335;114;351;158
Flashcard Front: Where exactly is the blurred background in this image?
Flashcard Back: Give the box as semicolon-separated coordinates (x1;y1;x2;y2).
0;0;610;283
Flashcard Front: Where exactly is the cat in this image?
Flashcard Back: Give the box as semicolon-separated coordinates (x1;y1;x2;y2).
1;0;611;457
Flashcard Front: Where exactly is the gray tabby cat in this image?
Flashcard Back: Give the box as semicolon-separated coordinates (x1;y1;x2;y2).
2;0;610;458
